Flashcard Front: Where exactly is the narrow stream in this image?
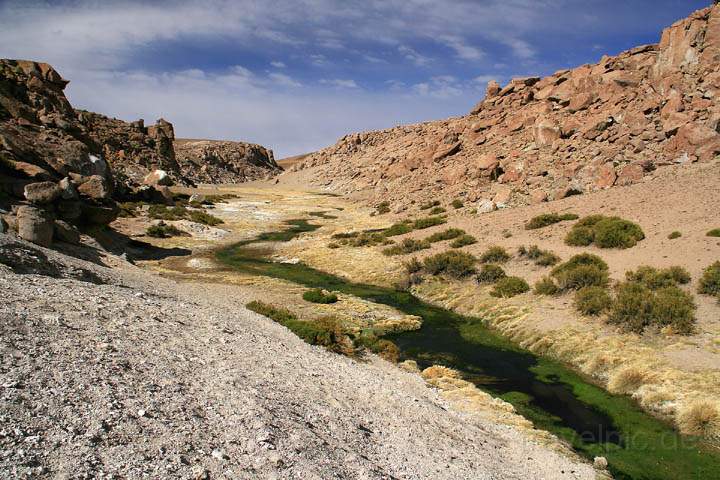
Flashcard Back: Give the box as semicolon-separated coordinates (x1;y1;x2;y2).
214;219;720;480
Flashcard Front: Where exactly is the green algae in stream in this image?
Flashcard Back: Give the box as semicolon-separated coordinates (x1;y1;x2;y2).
215;219;720;480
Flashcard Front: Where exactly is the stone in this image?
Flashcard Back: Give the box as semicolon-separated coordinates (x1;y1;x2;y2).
593;456;608;470
493;187;512;205
54;220;80;245
57;201;82;221
17;205;53;247
24;181;61;204
476;199;497;213
530;190;548;204
432;142;461;161
77;175;111;200
189;194;206;204
143;169;173;186
616;163;645;186
80;203;119;225
569;92;597;112
533;118;562;146
58;177;78;200
594;163;617;189
476;154;499;171
485;80;501;98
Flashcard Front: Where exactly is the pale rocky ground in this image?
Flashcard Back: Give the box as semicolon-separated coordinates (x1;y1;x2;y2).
0;220;599;478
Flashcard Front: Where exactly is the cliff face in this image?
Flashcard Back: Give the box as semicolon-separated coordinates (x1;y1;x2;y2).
174;139;281;185
290;4;720;208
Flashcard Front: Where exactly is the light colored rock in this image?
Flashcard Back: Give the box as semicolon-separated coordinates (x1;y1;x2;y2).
24;182;61;204
17;205;53;247
143;169;173;186
77;175;111;200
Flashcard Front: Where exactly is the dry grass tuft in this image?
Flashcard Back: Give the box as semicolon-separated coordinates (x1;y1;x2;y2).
677;399;720;437
607;365;652;395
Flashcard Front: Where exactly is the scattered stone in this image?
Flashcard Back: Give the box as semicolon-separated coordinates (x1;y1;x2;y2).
17;205;53;247
24;182;61;204
77;175;111;200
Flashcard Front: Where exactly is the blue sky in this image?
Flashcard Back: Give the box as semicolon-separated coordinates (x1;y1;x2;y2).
0;0;711;158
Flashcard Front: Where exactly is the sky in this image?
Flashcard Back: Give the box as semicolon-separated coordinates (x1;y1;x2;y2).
0;0;712;158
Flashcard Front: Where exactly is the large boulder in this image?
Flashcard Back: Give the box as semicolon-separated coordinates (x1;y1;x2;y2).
77;175;111;200
23;181;61;204
17;205;54;247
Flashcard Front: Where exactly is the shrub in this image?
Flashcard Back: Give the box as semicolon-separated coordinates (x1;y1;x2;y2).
146;222;183;238
429;206;446;215
707;229;720;238
404;257;423;274
534;277;559;296
383;238;430;256
698;261;720;298
427;228;465;243
607;282;654;333
525;212;578;230
375;201;391;214
480;246;511;263
551;253;609;291
677;400;720;437
148;204;188;221
451;199;464;209
118;201;140;218
302;288;339;304
327;242;340;249
652;287;696;334
574;286;611;316
450;234;477;248
413;216;447;229
519;245;560;266
491;277;530;298
476;264;506;284
383;221;414;237
607;282;696;334
423;251;477;278
189;210;224;226
420;200;441;210
625;266;691;289
565;215;645;249
668;231;682;240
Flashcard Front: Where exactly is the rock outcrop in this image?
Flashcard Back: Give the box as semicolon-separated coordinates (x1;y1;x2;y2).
174;139;281;184
289;4;720;208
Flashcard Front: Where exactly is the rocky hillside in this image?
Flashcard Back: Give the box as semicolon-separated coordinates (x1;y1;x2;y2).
174;139;280;184
288;4;720;209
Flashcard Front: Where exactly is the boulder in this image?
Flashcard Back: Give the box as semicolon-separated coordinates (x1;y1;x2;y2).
616;163;645;186
57;200;82;221
54;220;80;244
58;177;78;200
594;164;617;189
476;199;497;213
432;142;461;161
530;190;548;204
485;80;501;98
533;118;562;146
77;175;111;200
23;181;61;204
17;205;53;247
143;169;173;186
569;92;597;112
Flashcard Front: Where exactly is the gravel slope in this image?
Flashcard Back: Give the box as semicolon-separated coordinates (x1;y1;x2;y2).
0;235;595;479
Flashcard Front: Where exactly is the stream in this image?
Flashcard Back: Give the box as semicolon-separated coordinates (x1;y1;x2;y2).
213;218;720;480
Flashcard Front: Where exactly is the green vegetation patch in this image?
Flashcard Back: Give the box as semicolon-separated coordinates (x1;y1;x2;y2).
146;222;183;238
383;221;414;237
608;282;696;334
423;250;477;278
490;276;530;298
668;231;682;240
426;228;465;243
413;216;447;230
419;200;441;210
574;286;612;316
698;261;720;299
302;288;339;304
429;206;447;215
525;212;579;230
148;204;223;225
565;215;645;249
518;245;560;266
383;238;430;256
451;199;464;209
534;277;560;296
707;229;720;238
375;201;391;215
625;266;691;290
450;234;478;249
479;246;511;263
551;253;609;291
476;264;506;284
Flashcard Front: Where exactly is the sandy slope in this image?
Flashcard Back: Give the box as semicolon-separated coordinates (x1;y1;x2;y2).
0;234;596;479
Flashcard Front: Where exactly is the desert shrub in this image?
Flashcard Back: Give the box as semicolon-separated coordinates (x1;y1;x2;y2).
652;287;696;334
607;365;649;395
371;339;400;363
383;238;430;256
413;216;446;229
490;276;530;298
476;264;506;284
404;257;423;274
574;286;611;316
302;288;339;304
146;222;183;238
451;199;464;209
327;242;340;249
534;277;559;296
423;251;477;278
332;231;359;239
565;225;595;246
698;261;720;298
480;246;511;263
625;265;691;289
188;210;224;226
383;221;414;237
551;253;609;290
148;204;188;221
427;228;465;242
118;201;140;218
336;231;388;247
420;200;441;210
429;206;446;215
677;400;720;437
519;245;560;266
450;234;477;248
707;229;720;238
668;231;682;240
375;201;391;214
525;212;578;230
594;217;645;248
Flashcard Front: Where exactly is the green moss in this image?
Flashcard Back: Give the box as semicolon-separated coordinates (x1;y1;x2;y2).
302;288;339;304
491;276;530;298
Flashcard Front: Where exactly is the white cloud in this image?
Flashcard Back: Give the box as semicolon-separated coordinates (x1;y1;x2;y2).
269;72;302;87
411;76;464;99
398;45;431;66
439;36;484;61
321;79;359;89
270;60;286;68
